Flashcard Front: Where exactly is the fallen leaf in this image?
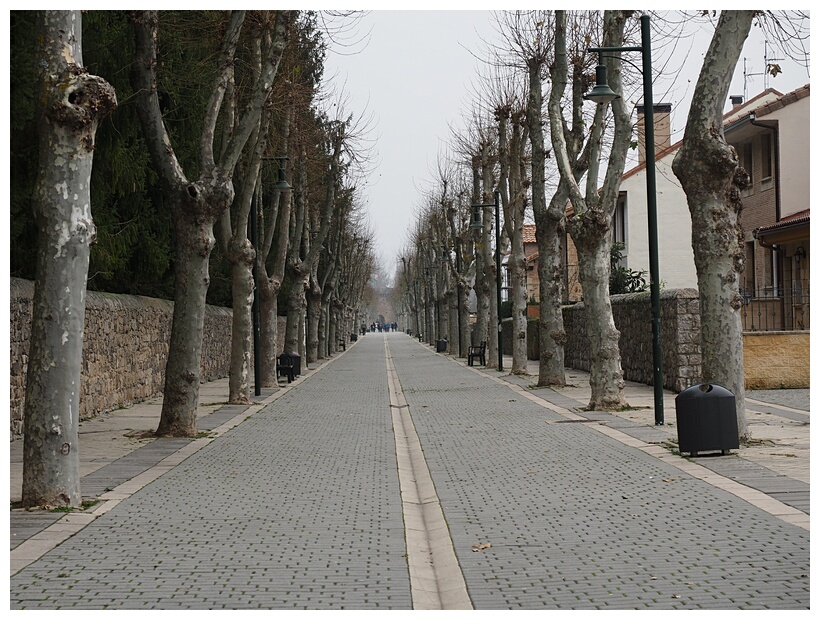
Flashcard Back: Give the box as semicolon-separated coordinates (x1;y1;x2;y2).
471;543;492;552
672;595;681;599
662;478;676;483
622;495;629;500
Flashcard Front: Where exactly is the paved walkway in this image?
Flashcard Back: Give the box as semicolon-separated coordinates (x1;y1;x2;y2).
9;334;810;609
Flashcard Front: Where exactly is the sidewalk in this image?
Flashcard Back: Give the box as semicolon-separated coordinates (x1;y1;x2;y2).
9;335;810;609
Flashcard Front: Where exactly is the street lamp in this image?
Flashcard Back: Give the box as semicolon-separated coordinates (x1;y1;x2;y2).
471;190;503;371
584;13;663;425
253;156;291;396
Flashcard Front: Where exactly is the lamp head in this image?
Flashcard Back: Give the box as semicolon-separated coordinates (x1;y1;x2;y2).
583;62;620;105
275;167;291;191
470;204;483;230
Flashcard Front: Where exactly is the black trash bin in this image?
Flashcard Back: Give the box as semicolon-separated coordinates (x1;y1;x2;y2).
289;352;301;377
436;339;448;353
350;332;358;342
675;383;739;456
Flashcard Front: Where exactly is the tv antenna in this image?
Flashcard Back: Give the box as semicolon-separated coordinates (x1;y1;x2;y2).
743;40;784;99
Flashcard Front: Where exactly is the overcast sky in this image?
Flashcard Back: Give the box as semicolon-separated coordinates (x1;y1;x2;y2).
322;10;811;282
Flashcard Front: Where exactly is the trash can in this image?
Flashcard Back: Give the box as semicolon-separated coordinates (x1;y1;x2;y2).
436;339;448;353
290;352;301;377
350;332;358;342
675;383;739;456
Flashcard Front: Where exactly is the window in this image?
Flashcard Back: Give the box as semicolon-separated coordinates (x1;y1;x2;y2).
763;245;781;298
612;193;627;266
740;141;753;185
760;133;773;180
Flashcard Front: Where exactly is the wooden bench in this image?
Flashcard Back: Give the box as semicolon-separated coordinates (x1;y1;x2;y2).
276;353;295;383
467;341;486;366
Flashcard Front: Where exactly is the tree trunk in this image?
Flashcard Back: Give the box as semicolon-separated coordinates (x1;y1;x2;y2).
458;279;471;356
575;223;626;409
504;112;529;375
306;281;321;362
318;303;328;358
259;283;280;370
284;268;307;355
447;287;458;353
160;207;225;434
672;10;754;439
527;55;566;386
22;10;116;508
227;239;255;403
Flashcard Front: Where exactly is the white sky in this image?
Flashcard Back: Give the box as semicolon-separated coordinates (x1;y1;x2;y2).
322;10;811;281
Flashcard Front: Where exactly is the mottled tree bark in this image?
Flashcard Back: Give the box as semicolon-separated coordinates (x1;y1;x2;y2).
498;110;530;374
672;11;754;439
528;55;567;387
550;10;631;410
23;10;117;508
132;10;290;435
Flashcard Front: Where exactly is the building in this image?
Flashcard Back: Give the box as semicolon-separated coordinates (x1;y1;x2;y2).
563;85;809;332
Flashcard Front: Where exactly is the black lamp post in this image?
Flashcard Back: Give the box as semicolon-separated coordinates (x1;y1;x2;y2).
584;13;663;425
254;156;290;396
471;190;503;371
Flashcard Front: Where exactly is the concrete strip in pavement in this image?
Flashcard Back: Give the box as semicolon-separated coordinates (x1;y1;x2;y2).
384;337;473;610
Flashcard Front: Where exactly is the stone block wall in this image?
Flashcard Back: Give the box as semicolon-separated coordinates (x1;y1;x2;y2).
743;332;810;389
508;288;808;391
562;288;702;392
10;278;233;438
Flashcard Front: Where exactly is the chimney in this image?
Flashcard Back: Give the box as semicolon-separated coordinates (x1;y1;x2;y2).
730;95;744;107
636;103;672;165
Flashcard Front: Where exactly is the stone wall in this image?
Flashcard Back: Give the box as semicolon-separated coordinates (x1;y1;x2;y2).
563;288;702;392
502;289;702;392
9;278;233;438
503;288;808;392
743;332;810;389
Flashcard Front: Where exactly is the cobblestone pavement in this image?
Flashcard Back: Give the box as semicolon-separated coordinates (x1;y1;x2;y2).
9;334;810;609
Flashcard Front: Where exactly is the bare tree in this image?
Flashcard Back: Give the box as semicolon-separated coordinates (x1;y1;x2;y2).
131;10;292;435
23;10;117;508
671;11;756;438
501;11;572;387
218;21;280;404
256;108;294;385
549;10;633;410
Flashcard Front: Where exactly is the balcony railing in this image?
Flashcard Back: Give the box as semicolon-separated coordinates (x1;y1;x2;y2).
740;285;810;332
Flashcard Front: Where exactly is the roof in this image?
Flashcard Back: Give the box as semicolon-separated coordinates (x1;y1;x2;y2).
621;84;810;183
751;84;809;119
755;209;810;235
